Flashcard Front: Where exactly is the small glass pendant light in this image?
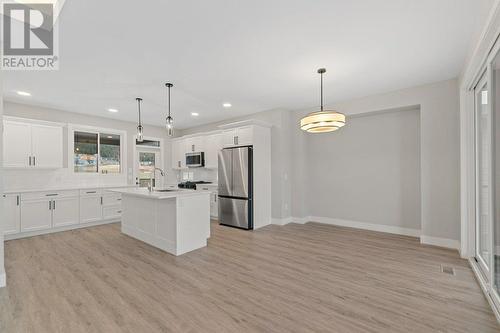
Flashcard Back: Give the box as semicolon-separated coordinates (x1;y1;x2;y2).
300;68;346;133
165;83;174;137
136;97;144;142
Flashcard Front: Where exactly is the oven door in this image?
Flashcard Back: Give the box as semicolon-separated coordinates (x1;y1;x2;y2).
186;152;204;167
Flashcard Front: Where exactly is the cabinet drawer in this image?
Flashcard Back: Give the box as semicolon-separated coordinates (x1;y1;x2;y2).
21;190;79;201
103;205;122;220
102;194;122;206
79;189;103;197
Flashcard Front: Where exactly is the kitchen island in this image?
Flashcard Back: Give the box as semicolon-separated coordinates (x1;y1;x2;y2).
111;188;211;256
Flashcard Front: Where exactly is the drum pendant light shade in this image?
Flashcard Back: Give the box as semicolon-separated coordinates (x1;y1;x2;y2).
300;68;346;133
300;111;346;133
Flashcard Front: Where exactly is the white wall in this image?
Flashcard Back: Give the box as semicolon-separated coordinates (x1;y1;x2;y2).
3;102;175;190
306;109;421;233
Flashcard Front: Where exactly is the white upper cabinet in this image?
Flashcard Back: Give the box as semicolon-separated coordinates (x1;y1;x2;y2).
222;126;253;147
171;139;186;169
235;126;253;146
3;119;63;169
3;121;32;168
222;129;236;147
170;123;266;170
31;124;63;168
205;133;222;168
189;136;204;153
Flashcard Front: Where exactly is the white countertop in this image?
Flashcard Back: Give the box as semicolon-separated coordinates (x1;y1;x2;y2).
196;183;218;189
4;184;136;194
111;187;210;200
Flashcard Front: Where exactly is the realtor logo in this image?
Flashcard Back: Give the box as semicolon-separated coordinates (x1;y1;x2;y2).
2;2;59;70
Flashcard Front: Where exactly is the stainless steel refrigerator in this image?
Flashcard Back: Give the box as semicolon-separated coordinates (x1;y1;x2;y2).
218;146;253;229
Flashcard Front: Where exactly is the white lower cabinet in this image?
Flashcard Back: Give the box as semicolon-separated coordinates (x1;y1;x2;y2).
80;189;103;223
52;196;79;227
210;192;218;219
3;194;21;235
20;190;80;232
102;191;122;220
6;187;124;239
199;185;218;219
20;198;52;232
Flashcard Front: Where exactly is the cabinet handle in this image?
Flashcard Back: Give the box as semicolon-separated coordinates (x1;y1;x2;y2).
100;197;103;205
17;195;19;206
178;161;181;168
49;201;52;210
46;193;58;197
117;210;122;214
29;156;32;166
117;198;122;201
33;156;36;166
192;144;195;152
86;191;97;194
53;200;56;210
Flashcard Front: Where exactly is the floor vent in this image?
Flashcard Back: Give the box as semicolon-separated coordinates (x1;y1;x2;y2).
441;265;455;275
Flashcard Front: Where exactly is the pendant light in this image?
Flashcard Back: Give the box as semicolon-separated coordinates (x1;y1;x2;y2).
165;83;174;137
136;97;144;142
300;68;346;133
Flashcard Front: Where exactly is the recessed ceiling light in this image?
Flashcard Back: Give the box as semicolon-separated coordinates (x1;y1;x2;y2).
107;108;119;113
16;91;31;96
191;112;199;116
223;103;232;108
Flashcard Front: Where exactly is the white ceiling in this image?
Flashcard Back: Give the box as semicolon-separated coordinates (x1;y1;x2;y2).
3;0;494;129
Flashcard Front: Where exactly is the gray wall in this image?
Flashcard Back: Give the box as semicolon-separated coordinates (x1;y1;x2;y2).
307;109;421;230
318;78;460;241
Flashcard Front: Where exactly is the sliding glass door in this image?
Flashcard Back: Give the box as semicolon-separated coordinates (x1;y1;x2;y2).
474;47;500;310
475;73;492;276
492;53;500;298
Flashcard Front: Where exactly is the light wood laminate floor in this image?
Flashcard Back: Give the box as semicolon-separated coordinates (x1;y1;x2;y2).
0;222;498;332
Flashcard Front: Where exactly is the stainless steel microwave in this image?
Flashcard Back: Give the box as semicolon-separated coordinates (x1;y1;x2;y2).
186;152;205;168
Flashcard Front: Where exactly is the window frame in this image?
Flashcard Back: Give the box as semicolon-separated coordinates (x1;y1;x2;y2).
68;124;127;176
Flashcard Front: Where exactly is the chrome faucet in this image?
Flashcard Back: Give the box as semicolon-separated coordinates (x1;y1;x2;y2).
148;167;165;192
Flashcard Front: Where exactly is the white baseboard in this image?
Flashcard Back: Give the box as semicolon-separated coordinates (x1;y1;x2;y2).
420;235;460;250
271;216;309;225
271;217;293;225
292;216;309;224
308;216;421;237
0;268;5;288
272;216;459;251
4;218;120;241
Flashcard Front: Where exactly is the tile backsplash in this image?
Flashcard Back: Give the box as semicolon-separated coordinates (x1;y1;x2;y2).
178;168;217;183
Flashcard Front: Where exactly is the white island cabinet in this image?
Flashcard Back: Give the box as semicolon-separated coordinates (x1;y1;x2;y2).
113;188;210;256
